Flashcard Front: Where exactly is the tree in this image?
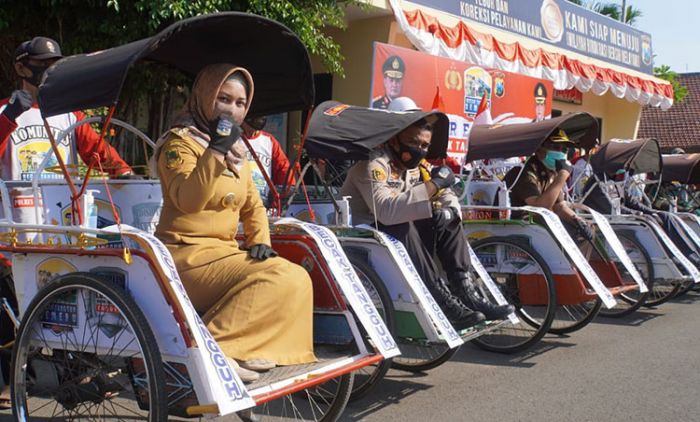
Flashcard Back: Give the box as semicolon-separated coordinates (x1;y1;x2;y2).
654;65;689;104
566;1;643;26
0;1;362;170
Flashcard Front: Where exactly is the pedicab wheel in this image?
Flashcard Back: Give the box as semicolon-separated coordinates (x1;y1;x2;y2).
548;298;602;335
390;342;458;373
469;237;556;354
345;254;395;401
673;278;695;299
598;233;652;318
11;272;167;421
254;373;354;422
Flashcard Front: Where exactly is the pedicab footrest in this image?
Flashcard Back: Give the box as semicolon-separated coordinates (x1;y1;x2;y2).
460;319;510;341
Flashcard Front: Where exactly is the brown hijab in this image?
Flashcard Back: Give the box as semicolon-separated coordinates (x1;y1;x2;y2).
184;63;254;133
150;64;254;176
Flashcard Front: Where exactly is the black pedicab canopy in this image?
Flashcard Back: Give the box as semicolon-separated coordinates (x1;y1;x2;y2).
589;138;662;178
38;12;314;118
305;100;450;160
465;112;599;162
661;154;700;184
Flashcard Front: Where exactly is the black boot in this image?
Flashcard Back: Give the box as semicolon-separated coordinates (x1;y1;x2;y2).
431;278;485;330
461;283;515;321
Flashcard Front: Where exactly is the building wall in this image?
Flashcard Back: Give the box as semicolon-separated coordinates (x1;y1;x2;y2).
553;92;643;142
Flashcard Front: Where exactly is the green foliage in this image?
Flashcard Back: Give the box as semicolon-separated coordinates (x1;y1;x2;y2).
654;65;689;104
566;1;643;25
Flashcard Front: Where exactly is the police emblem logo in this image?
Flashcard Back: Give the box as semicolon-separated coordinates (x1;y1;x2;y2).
371;167;387;182
437;167;450;179
164;147;183;170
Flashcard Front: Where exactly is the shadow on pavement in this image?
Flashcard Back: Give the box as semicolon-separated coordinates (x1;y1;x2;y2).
342;374;432;421
450;338;577;368
670;289;700;305
592;309;663;327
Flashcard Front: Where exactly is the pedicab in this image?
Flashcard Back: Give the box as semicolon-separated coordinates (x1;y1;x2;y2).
275;101;514;399
658;152;700;295
460;113;648;353
580;139;700;305
0;13;399;421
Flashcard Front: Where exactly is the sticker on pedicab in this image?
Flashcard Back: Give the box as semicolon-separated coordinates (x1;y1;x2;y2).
130;202;162;234
323;103;350;116
87;268;130;338
371;167;387;182
463;67;492;117
36;258;78;331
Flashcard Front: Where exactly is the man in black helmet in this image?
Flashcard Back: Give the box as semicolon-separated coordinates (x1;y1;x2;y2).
0;37;133;181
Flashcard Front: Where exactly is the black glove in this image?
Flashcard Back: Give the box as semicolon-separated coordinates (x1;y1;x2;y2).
555;159;573;174
432;206;460;227
430;166;455;189
2;90;33;122
573;217;594;241
208;115;242;155
249;244;278;261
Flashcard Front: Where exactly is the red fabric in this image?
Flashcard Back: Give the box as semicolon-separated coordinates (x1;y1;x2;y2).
431;86;445;111
268;131;297;186
72;111;131;176
403;8;674;100
0;99;18;160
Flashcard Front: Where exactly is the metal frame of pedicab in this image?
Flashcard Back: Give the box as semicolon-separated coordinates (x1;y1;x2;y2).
263;101;515;398
579;140;700;304
0;13;401;421
459;113;649;348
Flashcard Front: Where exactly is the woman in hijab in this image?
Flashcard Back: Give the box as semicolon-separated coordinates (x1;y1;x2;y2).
153;64;315;382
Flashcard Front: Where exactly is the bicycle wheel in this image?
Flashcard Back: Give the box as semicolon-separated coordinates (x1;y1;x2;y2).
597;233;651;317
345;253;395;401
469;237;556;354
548;298;601;335
11;272;167;421
252;373;353;422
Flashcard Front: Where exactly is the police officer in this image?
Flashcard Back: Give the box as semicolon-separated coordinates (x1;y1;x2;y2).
372;55;406;109
534;82;548;122
505;129;594;240
341;116;514;329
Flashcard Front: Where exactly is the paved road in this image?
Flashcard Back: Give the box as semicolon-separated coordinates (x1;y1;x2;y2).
1;292;698;421
344;292;700;422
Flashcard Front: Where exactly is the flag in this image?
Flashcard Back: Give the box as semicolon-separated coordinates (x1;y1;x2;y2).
473;92;492;125
431;86;445;111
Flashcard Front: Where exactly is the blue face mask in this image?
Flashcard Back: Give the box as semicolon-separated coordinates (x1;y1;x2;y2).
542;150;567;170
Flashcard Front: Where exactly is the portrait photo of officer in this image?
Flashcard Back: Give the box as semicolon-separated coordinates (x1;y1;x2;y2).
534;82;548;122
372;55;407;109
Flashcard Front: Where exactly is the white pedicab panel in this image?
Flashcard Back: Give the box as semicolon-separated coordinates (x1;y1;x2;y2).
572;204;648;292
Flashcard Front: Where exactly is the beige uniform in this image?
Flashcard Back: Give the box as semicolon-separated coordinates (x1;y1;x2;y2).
155;128;315;365
341;145;460;226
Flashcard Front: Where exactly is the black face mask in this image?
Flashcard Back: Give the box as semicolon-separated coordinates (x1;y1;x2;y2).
245;116;267;131
394;141;427;169
21;62;50;87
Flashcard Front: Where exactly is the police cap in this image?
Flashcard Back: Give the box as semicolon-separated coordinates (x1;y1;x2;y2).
382;55;405;79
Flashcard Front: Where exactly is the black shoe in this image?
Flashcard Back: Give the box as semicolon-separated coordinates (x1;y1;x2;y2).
461;284;515;321
430;277;486;330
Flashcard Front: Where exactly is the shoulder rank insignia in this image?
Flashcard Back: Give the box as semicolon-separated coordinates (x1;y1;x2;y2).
164;147;184;170
371;167;387;182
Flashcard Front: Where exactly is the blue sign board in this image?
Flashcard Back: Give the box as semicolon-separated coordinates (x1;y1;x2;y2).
407;0;654;74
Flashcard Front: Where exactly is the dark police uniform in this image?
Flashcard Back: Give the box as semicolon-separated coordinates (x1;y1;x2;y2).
371;55;405;110
505;156;564;207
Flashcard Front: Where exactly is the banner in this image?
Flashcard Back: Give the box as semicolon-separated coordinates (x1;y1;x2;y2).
370;42;552;162
407;0;654;74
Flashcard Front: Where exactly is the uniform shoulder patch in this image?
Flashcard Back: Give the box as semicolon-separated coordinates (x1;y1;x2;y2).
163;144;185;170
370;166;387;182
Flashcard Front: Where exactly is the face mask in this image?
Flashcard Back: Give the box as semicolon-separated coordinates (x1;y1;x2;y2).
542;150;567;170
245;116;267;131
394;141;427;169
21;62;50;87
